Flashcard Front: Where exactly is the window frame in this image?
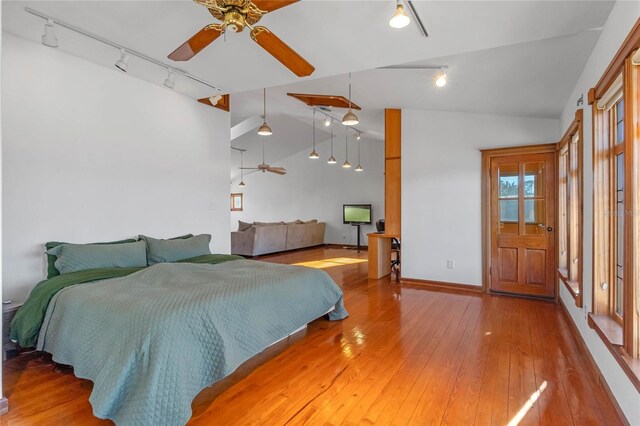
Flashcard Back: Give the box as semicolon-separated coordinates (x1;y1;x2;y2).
588;18;640;387
557;109;583;307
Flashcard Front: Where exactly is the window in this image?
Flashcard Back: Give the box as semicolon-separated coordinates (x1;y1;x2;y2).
557;110;583;306
589;21;639;382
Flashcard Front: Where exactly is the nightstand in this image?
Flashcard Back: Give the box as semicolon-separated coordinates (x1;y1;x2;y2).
3;301;23;360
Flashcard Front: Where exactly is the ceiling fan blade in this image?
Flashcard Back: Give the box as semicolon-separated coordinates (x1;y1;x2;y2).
252;0;298;12
239;167;260;170
267;167;286;175
168;25;223;61
250;26;315;77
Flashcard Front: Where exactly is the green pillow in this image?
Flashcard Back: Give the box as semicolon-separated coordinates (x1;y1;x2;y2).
140;234;212;265
47;240;147;275
45;238;138;278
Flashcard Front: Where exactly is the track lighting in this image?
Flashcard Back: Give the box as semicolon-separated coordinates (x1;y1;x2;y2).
389;1;411;29
41;19;58;48
209;94;223;105
343;134;351;168
434;68;447;87
342;73;359;126
258;88;273;136
309;109;319;159
164;69;176;89
324;117;332;127
115;49;130;72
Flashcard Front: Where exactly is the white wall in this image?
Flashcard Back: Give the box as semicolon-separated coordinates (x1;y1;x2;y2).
230;138;384;246
401;110;559;285
557;1;640;423
2;33;231;302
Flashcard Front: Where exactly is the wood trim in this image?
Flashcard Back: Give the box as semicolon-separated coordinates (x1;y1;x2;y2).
479;143;557;157
323;243;368;250
286;93;362;110
558;301;630;425
384;109;401;237
588;313;640;393
591;18;640;103
400;277;482;295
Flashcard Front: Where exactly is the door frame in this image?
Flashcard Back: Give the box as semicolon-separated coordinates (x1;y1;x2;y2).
480;143;558;295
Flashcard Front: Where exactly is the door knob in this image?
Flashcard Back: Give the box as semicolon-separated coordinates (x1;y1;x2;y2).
547;226;553;232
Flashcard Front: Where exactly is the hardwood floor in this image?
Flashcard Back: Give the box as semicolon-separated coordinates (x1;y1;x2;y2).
2;247;622;425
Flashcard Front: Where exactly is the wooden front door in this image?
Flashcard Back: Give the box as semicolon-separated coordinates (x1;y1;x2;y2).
490;153;556;297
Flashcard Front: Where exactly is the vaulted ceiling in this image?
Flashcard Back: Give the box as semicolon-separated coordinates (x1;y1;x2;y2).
2;0;616;173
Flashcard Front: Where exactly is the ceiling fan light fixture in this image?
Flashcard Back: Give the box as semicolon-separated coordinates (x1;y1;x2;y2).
41;19;58;48
342;110;359;126
434;69;448;87
164;69;176;89
389;2;411;29
115;49;130;72
258;122;273;136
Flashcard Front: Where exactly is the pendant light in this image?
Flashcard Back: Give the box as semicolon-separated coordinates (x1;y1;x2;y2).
355;132;363;172
257;88;272;136
342;73;359;126
342;133;351;168
309;109;319;159
239;150;246;187
327;121;337;164
389;0;410;29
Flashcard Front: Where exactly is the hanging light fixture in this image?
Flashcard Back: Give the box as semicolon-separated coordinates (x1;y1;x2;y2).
342;133;351;168
41;19;58;48
238;150;246;187
309;109;320;159
342;73;359;126
355;132;363;172
115;49;130;72
389;0;411;29
434;67;448;87
164;69;176;89
257;88;273;136
327;121;337;164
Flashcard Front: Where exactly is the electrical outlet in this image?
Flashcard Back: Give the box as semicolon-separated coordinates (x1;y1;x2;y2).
447;260;454;269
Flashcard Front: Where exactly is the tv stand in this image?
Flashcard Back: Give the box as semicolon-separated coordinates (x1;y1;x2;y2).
351;223;363;252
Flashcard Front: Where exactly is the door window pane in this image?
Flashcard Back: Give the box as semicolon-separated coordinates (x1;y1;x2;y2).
499;163;519;198
615;98;624;145
615;152;624;317
524;199;545;234
524;162;545;197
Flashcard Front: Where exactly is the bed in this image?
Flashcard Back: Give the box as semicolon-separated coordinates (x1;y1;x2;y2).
10;254;348;425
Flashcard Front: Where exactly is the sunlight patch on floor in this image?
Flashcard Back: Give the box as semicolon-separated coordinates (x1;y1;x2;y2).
507;381;548;426
293;257;367;269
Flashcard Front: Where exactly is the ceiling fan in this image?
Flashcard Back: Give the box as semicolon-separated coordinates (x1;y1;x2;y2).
240;141;287;175
168;0;315;77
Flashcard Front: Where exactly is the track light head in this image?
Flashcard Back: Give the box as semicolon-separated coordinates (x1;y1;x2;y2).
115;49;130;72
164;69;176;89
434;69;448;87
327;156;337;164
209;94;223;105
324;117;332;127
258;122;272;136
41;19;59;48
389;2;410;29
342;110;359;126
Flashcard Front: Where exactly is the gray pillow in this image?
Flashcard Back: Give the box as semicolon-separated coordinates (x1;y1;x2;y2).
47;240;147;275
140;234;212;265
238;221;252;232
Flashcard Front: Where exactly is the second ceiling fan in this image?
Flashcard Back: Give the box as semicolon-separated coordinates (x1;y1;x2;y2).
168;0;315;77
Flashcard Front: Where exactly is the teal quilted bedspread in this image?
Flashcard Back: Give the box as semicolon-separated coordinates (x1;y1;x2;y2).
35;260;348;425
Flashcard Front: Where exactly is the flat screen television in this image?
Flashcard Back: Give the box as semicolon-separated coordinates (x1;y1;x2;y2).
343;204;372;224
